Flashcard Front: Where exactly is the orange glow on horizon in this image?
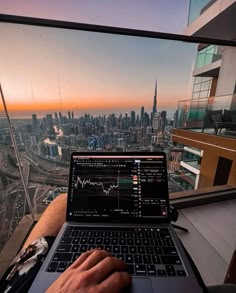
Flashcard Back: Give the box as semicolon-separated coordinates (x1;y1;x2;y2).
5;97;148;112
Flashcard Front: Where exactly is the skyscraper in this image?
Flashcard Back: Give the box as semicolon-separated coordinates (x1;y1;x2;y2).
152;79;157;115
131;111;136;127
32;114;39;133
141;106;144;126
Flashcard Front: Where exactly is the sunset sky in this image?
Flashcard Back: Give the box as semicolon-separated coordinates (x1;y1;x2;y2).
0;0;197;118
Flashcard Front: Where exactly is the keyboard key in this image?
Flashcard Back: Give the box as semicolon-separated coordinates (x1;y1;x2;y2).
71;245;79;252
162;247;177;255
135;264;146;275
123;231;129;238
137;247;145;254
126;239;133;245
64;230;72;237
79;231;85;237
138;232;144;238
47;262;58;272
150;239;158;246
96;238;103;244
80;245;88;252
101;231;107;237
154;247;162;254
105;245;112;252
112;246;120;254
61;237;72;244
80;238;88;244
119;238;126;245
94;231;100;237
177;270;187;277
129;246;137;254
166;239;174;246
57;245;71;252
111;238;118;245
142;239;150;246
158;239;165;246
88;238;95;244
71;231;79;237
134;239;142;246
152;255;161;264
143;255;152;264
72;238;79;244
134;255;143;264
147;265;156;276
157;269;167;276
53;253;73;262
57;262;68;272
121;246;128;254
166;265;176;276
125;255;134;263
145;246;154;254
161;255;182;265
86;231;93;237
104;238;110;245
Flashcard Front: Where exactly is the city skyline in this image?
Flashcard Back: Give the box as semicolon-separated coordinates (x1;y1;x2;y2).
0;20;196;118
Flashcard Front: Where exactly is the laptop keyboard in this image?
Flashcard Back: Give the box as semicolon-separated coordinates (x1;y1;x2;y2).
46;226;187;277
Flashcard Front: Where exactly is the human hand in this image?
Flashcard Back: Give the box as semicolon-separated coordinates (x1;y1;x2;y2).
45;249;131;293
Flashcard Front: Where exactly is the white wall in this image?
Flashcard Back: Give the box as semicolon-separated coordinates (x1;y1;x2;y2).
215;47;236;97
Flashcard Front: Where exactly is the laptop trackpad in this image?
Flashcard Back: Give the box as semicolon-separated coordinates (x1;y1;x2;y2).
128;278;153;293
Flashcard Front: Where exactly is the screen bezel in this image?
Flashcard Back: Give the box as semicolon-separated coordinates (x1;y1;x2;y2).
66;152;170;224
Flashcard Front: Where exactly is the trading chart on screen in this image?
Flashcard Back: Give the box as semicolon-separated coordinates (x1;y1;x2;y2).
68;155;168;219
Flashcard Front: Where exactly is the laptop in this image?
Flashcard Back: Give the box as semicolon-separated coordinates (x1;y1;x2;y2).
29;152;203;293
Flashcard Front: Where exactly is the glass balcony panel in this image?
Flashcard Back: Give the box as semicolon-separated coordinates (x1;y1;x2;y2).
176;94;236;139
0;98;34;253
195;46;222;69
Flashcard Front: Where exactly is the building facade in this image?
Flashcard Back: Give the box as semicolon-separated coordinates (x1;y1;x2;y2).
172;0;236;190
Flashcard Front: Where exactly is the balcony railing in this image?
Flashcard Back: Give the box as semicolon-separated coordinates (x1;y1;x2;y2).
195;51;222;69
176;94;236;136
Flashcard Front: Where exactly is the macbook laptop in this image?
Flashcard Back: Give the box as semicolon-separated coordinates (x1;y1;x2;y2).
29;152;203;292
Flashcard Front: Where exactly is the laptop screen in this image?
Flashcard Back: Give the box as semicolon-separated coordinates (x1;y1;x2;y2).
67;152;169;223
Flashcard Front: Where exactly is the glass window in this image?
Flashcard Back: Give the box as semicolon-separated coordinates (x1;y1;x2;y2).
200;81;210;91
193;83;201;92
200;90;209;98
188;0;214;24
192;92;200;99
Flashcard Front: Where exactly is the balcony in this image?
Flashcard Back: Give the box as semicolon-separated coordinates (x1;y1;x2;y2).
185;0;236;40
177;95;236;137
